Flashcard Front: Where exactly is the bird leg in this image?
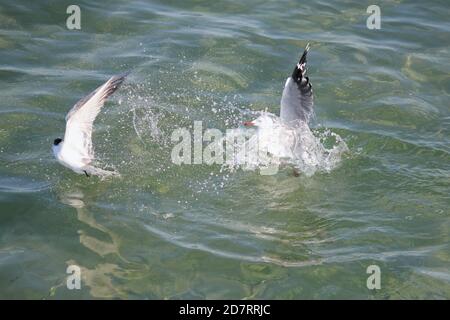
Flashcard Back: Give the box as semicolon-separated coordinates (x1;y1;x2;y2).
83;170;90;177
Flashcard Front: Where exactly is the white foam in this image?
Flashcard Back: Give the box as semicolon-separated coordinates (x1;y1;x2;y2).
223;112;348;176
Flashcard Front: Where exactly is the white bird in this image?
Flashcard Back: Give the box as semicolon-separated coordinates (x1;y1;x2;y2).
52;73;128;177
242;44;314;176
244;43;313;128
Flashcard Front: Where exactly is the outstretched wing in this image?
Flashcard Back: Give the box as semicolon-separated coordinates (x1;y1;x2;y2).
280;44;314;124
63;73;128;160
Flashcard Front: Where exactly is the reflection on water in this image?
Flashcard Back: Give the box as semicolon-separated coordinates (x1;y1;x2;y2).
57;190;150;298
59;190;121;257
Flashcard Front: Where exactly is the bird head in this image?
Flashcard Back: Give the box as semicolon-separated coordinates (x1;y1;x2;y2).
52;138;63;156
243;116;275;129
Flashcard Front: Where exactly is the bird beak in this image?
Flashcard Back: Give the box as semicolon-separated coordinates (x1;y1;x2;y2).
243;121;255;127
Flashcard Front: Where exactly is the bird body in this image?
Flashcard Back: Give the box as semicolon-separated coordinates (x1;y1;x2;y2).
52;73;128;177
242;44;316;174
52;142;90;174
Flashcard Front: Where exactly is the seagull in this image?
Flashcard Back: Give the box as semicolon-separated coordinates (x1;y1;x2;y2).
244;43;313;127
52;73;128;177
242;44;314;176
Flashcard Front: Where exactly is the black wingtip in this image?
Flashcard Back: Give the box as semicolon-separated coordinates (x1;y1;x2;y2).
96;72;130;103
112;71;130;83
291;43;311;82
108;72;130;91
119;71;131;79
299;43;310;66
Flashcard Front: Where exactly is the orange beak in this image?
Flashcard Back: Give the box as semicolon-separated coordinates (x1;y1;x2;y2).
243;121;255;127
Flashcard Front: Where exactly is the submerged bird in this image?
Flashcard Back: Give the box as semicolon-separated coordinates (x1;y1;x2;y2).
242;44;314;176
52;73;128;177
244;43;313;128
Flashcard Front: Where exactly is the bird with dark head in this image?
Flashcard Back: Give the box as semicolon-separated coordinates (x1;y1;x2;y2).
52;73;128;177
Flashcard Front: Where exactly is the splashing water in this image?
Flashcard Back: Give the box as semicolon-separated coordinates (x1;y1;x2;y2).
223;112;349;176
100;79;347;184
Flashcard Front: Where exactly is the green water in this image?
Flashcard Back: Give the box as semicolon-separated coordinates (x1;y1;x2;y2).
1;0;450;299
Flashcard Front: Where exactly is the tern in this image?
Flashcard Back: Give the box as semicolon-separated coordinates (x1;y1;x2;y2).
52;73;128;177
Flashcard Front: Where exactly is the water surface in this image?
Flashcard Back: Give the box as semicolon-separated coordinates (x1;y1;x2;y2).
0;0;449;299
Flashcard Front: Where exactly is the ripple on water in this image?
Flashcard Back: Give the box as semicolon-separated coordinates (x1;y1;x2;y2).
0;176;51;194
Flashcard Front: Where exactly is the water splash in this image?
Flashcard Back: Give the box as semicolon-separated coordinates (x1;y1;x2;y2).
222;112;348;176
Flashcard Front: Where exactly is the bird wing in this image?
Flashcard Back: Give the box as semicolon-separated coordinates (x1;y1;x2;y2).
280;44;314;124
63;73;128;160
